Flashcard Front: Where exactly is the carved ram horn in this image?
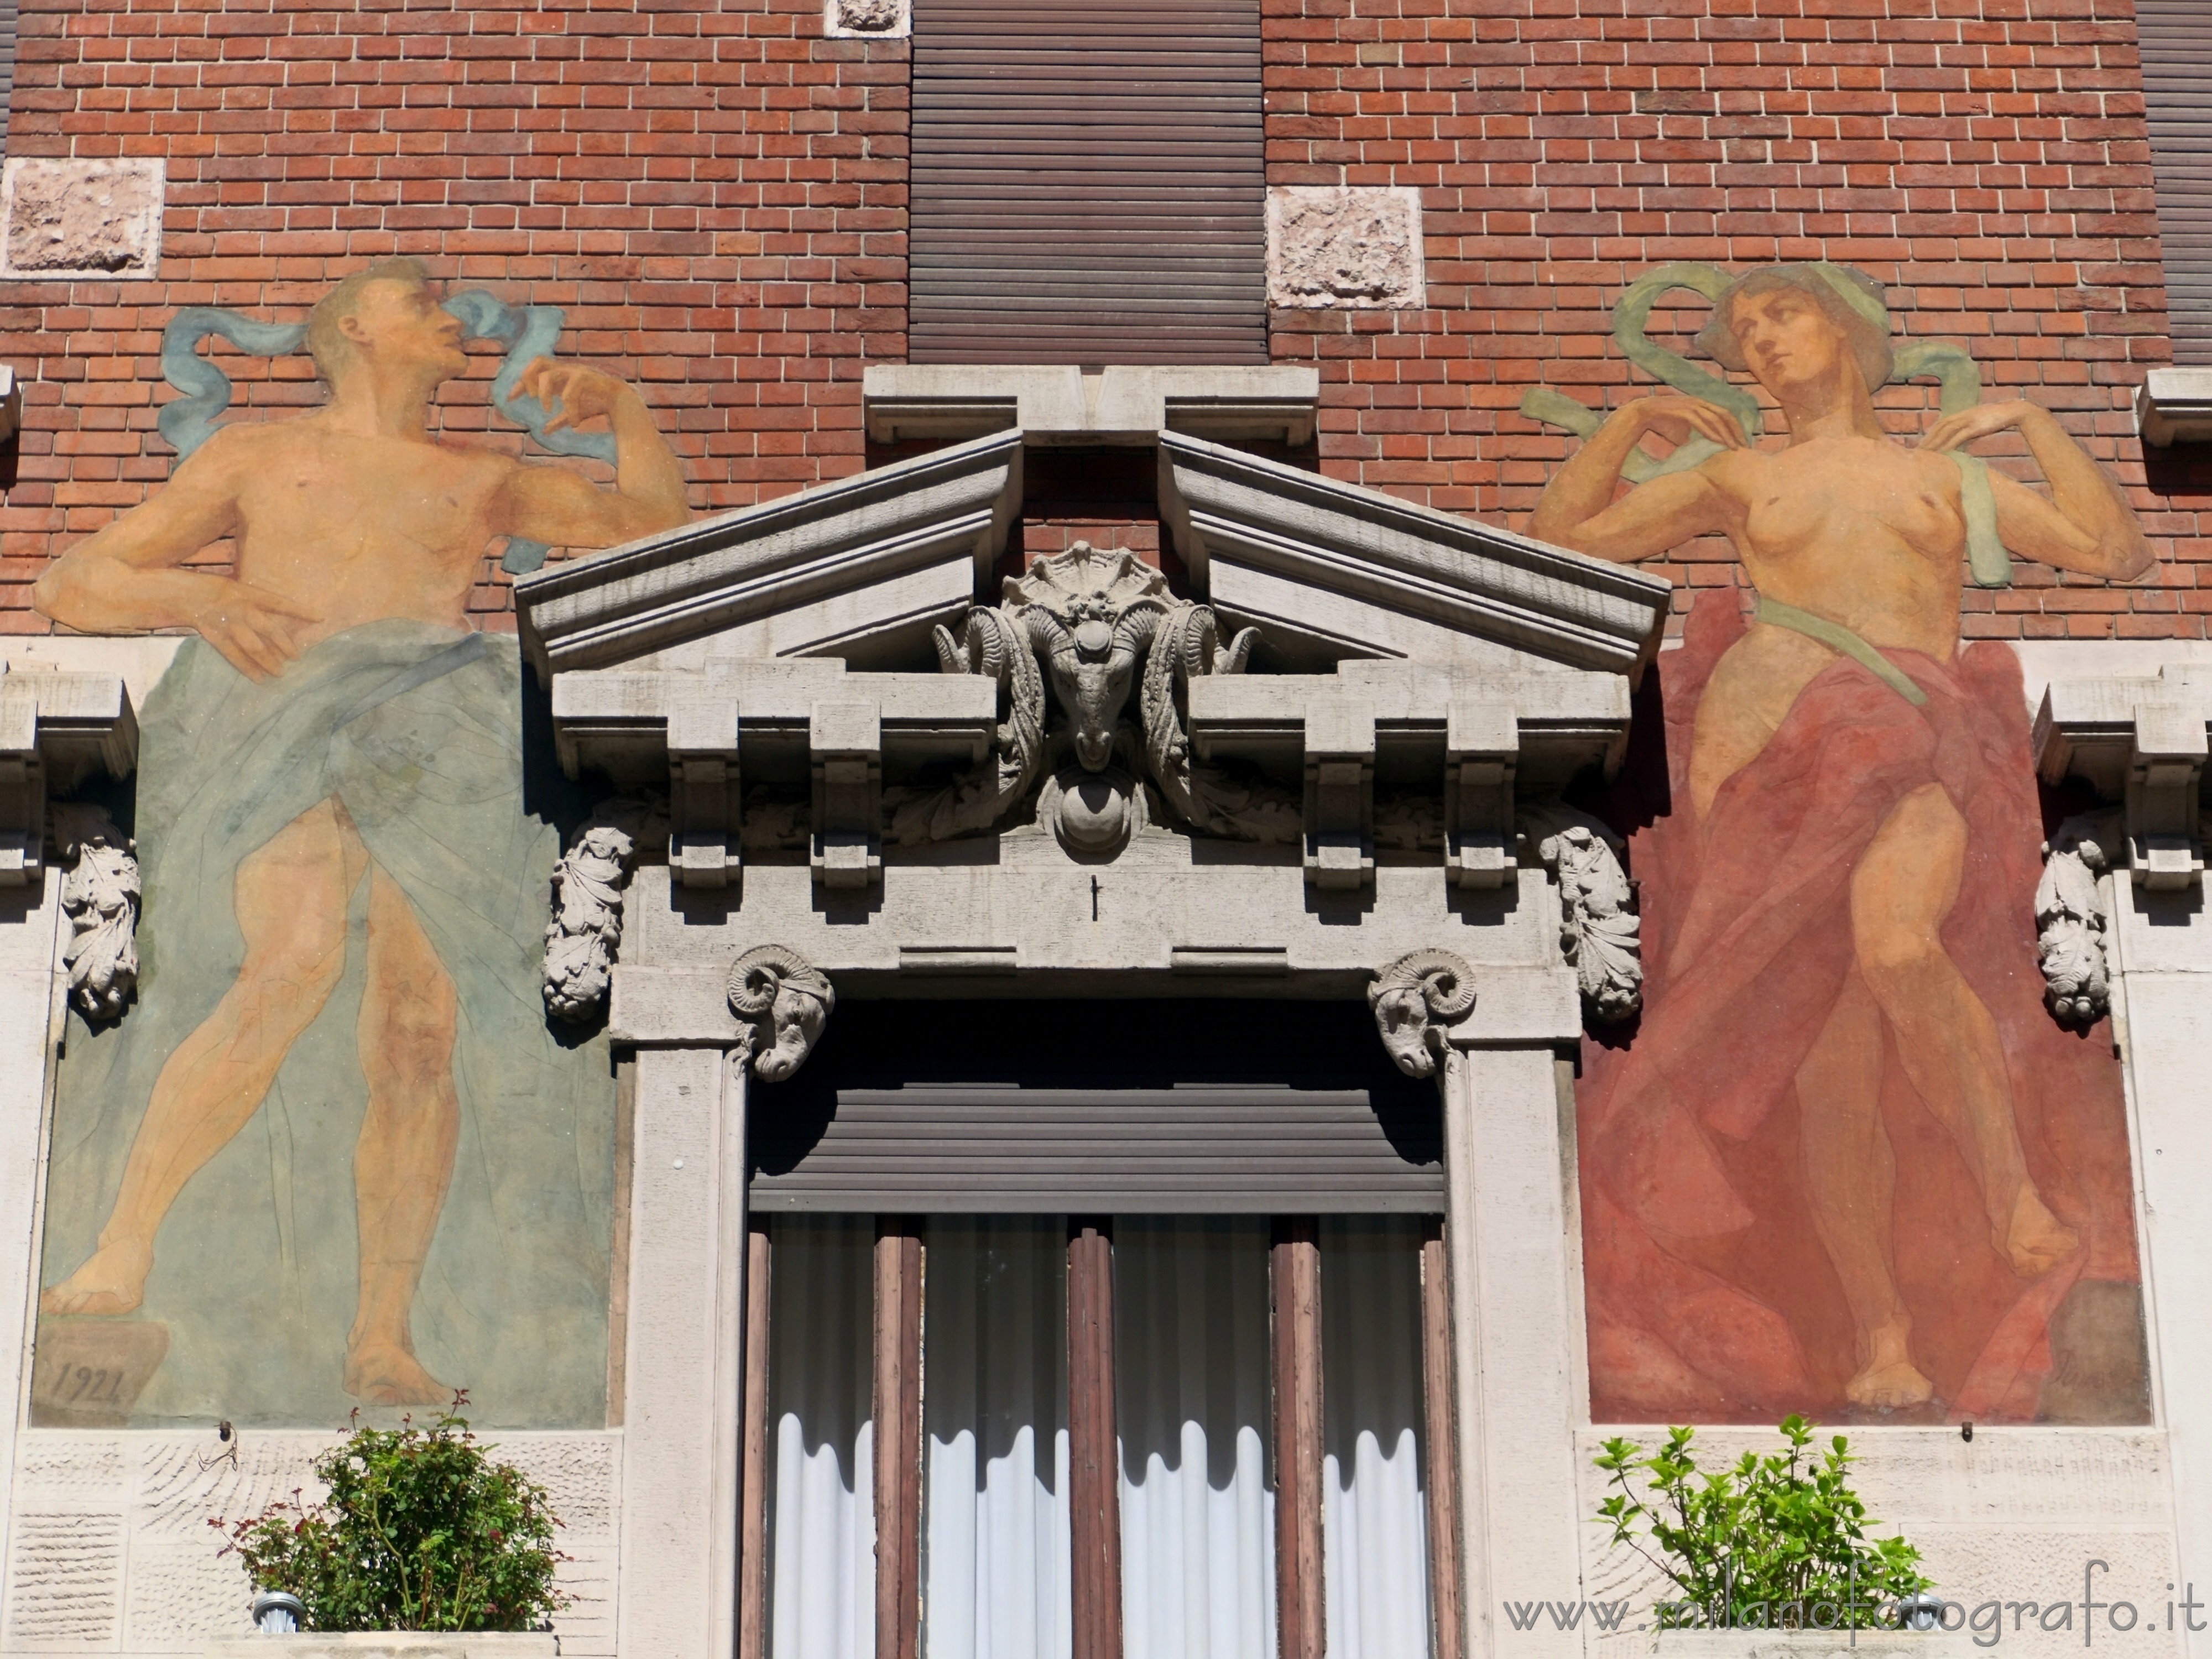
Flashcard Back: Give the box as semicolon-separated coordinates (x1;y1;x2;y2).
726;943;837;1083
1108;596;1168;670
931;619;966;676
727;942;831;1017
1368;948;1478;1078
1219;624;1258;675
1172;605;1260;679
1022;606;1076;664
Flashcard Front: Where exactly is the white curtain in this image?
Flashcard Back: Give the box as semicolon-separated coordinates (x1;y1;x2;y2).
922;1217;1073;1659
1319;1217;1432;1659
1114;1217;1276;1659
766;1216;877;1659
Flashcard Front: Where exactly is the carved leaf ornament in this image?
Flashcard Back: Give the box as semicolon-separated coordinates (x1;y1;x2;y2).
53;805;139;1021
2037;812;2119;1025
543;797;662;1022
1522;804;1644;1024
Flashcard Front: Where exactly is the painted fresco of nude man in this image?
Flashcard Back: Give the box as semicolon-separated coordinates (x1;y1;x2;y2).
1533;264;2152;1417
32;259;688;1406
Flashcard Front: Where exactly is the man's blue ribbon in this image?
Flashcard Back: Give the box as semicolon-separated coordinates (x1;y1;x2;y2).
155;291;615;574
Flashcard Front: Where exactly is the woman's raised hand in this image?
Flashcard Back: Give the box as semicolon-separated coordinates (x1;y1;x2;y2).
1918;399;2043;455
1609;392;1748;451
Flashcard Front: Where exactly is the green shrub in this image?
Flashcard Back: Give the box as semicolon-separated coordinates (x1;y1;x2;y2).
1593;1415;1931;1629
213;1397;567;1632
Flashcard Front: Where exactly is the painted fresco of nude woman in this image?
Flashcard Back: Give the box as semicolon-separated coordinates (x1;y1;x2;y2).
1530;265;2151;1410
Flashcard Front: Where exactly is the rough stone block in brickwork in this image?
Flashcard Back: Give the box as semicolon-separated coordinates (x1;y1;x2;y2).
823;0;909;38
0;159;164;281
1265;185;1423;310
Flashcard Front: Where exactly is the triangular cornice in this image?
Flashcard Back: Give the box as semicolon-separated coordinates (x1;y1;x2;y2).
514;426;1671;683
515;429;1021;679
1157;432;1670;677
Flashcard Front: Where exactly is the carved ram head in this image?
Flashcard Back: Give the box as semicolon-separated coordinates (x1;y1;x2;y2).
1005;542;1171;772
728;945;837;1082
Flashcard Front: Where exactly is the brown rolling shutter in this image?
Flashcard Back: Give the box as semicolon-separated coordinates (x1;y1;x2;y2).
908;0;1267;366
2140;0;2212;366
0;0;17;161
749;1086;1444;1213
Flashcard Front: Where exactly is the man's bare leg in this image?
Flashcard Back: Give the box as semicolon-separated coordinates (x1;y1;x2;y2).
342;864;460;1406
1851;782;2078;1277
1797;970;1932;1408
41;800;367;1316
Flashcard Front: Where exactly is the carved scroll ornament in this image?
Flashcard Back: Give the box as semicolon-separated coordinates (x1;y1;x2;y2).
1368;948;1476;1079
1522;804;1641;1024
2037;811;2119;1025
891;606;1046;847
52;804;138;1021
728;944;836;1082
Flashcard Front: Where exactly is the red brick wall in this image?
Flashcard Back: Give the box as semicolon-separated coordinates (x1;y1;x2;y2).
0;0;2203;642
1263;0;2212;639
0;0;908;630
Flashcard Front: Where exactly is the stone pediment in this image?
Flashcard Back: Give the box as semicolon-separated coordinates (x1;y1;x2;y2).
517;429;1024;677
1156;432;1668;677
513;430;1670;925
515;428;1668;685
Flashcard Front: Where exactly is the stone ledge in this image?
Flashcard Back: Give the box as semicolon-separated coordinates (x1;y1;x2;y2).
2135;368;2212;448
1647;1636;1984;1659
204;1639;559;1658
862;364;1320;447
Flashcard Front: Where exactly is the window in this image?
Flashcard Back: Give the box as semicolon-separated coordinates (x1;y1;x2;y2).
907;0;1268;366
734;1003;1461;1659
2139;1;2212;363
744;1213;1449;1659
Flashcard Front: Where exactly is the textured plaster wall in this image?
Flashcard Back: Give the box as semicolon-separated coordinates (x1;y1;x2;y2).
0;634;624;1656
1577;1428;2188;1659
0;1430;620;1655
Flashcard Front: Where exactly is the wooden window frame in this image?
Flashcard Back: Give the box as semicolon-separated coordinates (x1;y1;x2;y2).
875;1219;925;1659
736;1211;1463;1659
1272;1218;1325;1659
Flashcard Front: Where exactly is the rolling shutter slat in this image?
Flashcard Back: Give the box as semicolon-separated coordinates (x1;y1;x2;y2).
909;0;1268;366
2140;0;2212;365
0;0;15;161
750;1086;1445;1214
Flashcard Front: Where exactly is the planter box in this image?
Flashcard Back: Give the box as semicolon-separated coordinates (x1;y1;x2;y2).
204;1636;559;1659
1651;1636;1983;1659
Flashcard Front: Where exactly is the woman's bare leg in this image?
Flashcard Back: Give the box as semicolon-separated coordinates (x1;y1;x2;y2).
1797;969;1932;1407
1850;782;2077;1276
41;799;366;1316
